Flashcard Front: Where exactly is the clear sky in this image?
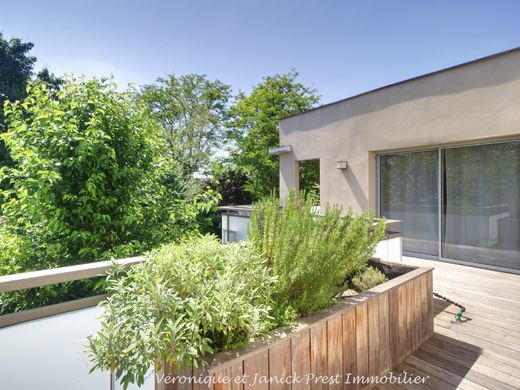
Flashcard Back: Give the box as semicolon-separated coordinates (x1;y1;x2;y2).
2;0;520;104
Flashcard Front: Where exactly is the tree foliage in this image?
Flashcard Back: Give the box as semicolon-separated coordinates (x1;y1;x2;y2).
36;67;64;93
0;34;36;109
0;33;37;167
209;162;252;206
227;71;319;199
140;74;231;179
0;77;217;311
299;159;320;204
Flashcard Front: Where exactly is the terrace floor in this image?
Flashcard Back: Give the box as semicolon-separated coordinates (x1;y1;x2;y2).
375;257;520;390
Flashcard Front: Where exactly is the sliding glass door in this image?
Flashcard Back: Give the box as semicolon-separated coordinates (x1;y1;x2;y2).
379;150;439;256
379;140;520;271
442;142;520;269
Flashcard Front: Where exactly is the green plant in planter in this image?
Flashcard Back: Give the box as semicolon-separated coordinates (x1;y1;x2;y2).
86;235;275;389
351;266;388;292
249;191;385;324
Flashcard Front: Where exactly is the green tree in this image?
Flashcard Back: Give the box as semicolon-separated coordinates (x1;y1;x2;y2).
209;161;252;206
36;67;64;93
0;33;37;167
140;74;231;180
227;71;319;199
0;77;214;311
299;159;320;204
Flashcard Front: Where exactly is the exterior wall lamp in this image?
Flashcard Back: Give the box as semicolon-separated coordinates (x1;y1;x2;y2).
336;161;348;170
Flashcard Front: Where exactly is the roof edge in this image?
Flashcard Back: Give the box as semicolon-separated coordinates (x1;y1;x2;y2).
280;46;520;122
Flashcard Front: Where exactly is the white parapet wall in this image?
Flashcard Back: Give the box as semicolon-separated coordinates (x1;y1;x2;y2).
374;235;403;262
0;257;155;390
219;206;403;262
0;305;156;390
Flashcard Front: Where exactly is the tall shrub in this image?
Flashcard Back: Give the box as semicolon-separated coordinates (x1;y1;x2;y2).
87;235;275;389
0;77;213;312
249;192;385;322
226;71;320;199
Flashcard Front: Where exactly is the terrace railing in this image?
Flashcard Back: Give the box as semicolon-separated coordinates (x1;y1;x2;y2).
0;256;154;390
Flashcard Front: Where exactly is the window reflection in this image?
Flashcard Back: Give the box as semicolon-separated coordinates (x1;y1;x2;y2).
380;151;439;256
442;142;520;269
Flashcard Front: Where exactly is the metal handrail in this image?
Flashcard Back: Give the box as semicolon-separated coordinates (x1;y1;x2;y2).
0;256;146;328
0;256;145;293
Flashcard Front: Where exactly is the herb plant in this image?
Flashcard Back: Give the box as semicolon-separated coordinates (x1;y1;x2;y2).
87;235;275;388
351;266;388;292
248;191;385;323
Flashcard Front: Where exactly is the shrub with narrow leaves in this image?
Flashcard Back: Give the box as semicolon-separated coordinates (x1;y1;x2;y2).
87;235;275;389
351;266;388;292
249;191;385;323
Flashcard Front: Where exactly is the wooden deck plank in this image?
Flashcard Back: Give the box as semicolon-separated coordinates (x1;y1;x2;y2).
423;334;520;380
413;348;518;390
403;355;488;390
421;340;520;387
385;257;520;390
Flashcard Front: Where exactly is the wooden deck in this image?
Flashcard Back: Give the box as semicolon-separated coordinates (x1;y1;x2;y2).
375;257;520;390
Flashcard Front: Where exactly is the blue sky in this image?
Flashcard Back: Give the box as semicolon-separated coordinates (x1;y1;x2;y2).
2;0;520;104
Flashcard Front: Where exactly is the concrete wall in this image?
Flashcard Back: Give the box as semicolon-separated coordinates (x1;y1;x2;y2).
278;48;520;213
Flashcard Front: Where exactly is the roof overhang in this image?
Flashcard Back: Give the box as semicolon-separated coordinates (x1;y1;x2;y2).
268;145;292;155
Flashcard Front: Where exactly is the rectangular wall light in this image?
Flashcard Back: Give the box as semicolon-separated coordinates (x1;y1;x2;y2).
336;161;348;169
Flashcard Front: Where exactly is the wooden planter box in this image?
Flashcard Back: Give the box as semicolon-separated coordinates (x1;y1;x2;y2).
156;261;433;390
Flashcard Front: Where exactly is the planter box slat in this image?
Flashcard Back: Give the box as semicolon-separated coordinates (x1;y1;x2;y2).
310;323;328;390
355;300;369;389
268;338;291;390
157;263;434;390
244;348;268;389
426;271;434;337
406;279;414;356
397;285;407;362
414;277;422;350
420;275;428;345
342;308;357;390
156;364;196;390
368;296;380;378
388;287;399;371
179;367;193;390
378;292;390;375
213;360;242;390
326;315;343;390
291;331;311;390
192;365;212;390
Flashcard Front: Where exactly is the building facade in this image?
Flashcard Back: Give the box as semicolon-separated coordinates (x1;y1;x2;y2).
278;48;520;272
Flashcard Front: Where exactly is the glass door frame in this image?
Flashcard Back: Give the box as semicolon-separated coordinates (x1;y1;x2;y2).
376;139;520;274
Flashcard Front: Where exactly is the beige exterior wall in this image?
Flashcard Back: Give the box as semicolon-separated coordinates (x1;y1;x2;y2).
278;49;520;214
